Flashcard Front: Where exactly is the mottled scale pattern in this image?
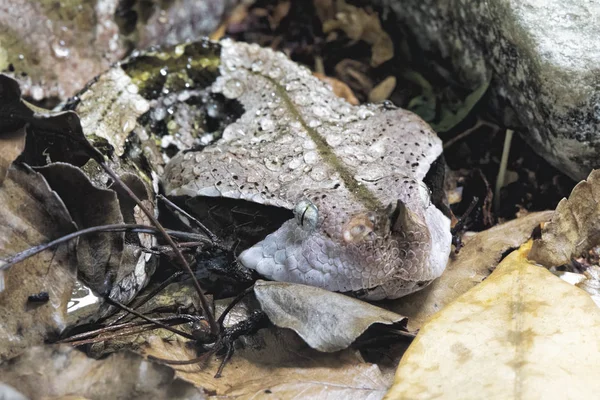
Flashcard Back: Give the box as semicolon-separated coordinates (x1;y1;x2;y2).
164;39;451;299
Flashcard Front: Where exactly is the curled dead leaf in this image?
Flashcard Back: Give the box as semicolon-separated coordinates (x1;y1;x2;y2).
368;76;396;103
37;163;125;294
0;76;27;185
320;0;393;67
529;169;600;267
314;72;360;105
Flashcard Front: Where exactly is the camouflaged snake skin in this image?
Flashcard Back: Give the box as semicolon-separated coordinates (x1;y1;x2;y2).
164;39;452;299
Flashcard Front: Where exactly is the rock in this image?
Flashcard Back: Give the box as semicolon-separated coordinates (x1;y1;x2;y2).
371;0;600;180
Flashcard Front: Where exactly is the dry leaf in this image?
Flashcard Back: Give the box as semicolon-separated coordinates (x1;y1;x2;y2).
143;327;389;399
368;76;396;103
0;76;27;185
390;211;553;330
37;163;125;294
269;0;291;30
0;345;204;399
321;0;393;67
334;58;373;96
314;72;359;105
529;169;600;267
386;241;600;399
254;280;406;352
0;166;78;359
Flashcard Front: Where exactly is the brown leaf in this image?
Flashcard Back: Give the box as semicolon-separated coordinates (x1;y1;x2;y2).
36;163;125;294
321;0;394;67
314;72;360;105
0;165;77;359
0;76;27;185
368;76;396;103
334;59;373;97
0;126;26;186
142;328;390;399
390;211;553;330
269;0;291;30
529;169;600;267
0;345;204;399
386;241;600;399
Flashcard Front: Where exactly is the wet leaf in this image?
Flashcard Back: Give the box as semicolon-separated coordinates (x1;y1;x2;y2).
391;211;553;330
0;345;205;399
143;327;390;399
0;166;77;359
529;169;600;267
386;241;600;399
254;280;406;352
0;0;126;100
1;0;233;101
0;74;102;168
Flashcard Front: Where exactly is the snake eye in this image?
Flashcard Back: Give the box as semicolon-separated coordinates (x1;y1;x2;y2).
294;199;319;231
418;181;432;206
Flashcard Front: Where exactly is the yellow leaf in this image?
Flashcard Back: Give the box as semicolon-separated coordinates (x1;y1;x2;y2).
386;241;600;400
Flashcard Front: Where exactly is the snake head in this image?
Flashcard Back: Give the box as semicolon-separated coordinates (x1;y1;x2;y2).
239;186;451;300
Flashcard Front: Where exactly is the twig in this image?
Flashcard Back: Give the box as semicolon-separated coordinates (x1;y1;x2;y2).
107;271;185;326
103;297;196;340
158;194;219;242
443;118;499;149
0;224;210;270
59;316;193;346
99;163;220;336
494;129;514;214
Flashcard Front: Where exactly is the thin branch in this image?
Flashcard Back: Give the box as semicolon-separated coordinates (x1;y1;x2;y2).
59;316;192;346
443;118;499;149
100;163;220;336
107;271;185;326
0;224;211;271
158;194;219;242
494;129;514;214
104;297;196;340
217;286;254;326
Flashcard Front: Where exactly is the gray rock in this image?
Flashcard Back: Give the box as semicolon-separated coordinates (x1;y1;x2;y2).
372;0;600;180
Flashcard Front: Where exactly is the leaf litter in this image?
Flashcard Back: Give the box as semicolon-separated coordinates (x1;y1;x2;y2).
0;0;598;398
